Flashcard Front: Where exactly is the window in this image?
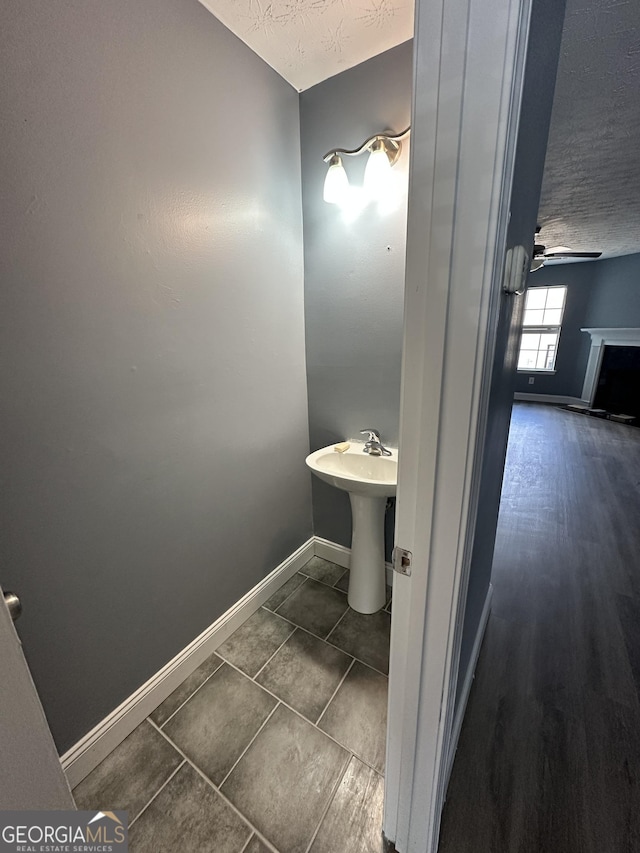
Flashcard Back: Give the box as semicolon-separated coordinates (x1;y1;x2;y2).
517;285;567;372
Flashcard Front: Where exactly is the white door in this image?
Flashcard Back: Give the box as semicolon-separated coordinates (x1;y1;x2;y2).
0;584;75;809
383;0;564;850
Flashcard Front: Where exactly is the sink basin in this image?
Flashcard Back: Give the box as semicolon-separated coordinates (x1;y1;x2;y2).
306;442;398;614
305;444;397;498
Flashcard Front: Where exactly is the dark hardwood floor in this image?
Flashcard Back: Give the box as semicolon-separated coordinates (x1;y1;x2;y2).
438;403;640;853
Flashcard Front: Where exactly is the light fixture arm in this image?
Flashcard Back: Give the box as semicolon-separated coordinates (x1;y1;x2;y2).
322;126;411;165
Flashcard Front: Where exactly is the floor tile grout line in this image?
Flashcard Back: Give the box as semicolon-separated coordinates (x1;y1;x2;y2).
333;567;349;589
299;561;349;591
146;586;387;783
127;757;186;829
270;568;369;649
218;701;281;789
133;566;385;841
252;625;298;681
315;658;356;726
239;834;256;853
272;574;348;622
148;617;385;764
156;602;387;733
266;573;309;613
272;575;321;620
303;753;353;853
147;718;282;853
291;573;348;600
265;607;390;678
85;561;388;850
155;658;225;730
324;605;351;644
219;656;383;777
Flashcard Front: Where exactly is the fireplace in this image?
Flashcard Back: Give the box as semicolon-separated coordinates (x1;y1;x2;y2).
593;346;640;418
581;328;640;415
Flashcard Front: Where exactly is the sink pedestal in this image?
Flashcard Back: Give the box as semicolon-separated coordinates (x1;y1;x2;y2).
305;441;396;615
348;494;387;614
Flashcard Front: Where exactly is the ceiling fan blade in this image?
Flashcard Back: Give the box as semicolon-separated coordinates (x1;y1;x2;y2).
544;250;602;259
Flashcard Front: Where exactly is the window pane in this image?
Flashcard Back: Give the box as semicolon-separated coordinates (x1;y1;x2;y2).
518;286;565;371
539;332;559;350
536;349;551;369
518;350;538;369
523;309;544;326
545;287;566;309
517;330;559;372
521;332;541;349
525;288;547;310
541;336;557;369
542;308;563;325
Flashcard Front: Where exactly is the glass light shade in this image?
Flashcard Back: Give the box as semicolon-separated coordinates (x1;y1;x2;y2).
323;155;349;204
364;140;393;200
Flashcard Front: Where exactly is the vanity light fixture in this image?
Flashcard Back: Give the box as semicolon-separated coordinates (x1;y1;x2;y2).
322;127;411;205
323;154;350;203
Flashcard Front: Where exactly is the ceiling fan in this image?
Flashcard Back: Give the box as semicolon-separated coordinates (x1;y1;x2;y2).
531;226;602;271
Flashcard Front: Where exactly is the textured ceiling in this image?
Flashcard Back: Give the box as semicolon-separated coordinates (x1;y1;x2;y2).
197;0;414;91
537;0;640;260
198;0;638;259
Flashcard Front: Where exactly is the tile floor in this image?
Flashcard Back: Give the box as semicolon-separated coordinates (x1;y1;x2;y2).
73;557;392;853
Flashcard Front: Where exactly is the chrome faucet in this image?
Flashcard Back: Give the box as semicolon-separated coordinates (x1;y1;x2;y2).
360;429;392;457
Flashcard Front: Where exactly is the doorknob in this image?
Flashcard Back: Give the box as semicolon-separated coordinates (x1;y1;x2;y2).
4;591;22;622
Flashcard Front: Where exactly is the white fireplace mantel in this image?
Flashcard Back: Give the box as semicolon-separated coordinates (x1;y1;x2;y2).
581;327;640;405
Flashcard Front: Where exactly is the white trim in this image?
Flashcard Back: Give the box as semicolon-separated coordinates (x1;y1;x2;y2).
581;327;640;344
313;536;351;567
61;538;315;788
514;392;585;406
385;0;532;849
313;536;394;588
445;583;493;787
580;327;640;406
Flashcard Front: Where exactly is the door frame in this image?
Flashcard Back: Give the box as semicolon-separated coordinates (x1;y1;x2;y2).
384;0;534;849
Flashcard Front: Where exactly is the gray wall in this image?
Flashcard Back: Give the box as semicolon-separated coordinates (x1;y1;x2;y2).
586;253;640;326
300;42;412;551
514;262;598;397
455;0;567;711
0;0;311;753
514;252;640;397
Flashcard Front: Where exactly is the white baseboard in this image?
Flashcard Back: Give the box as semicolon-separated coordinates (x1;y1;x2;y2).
62;534;391;788
514;392;586;406
445;582;493;787
313;536;394;588
62;537;315;788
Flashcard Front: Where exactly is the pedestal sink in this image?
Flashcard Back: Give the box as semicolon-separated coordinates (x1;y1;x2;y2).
305;443;397;614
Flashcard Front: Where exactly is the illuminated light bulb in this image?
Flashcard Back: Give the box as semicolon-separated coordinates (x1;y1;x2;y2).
323;155;350;204
364;139;393;201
